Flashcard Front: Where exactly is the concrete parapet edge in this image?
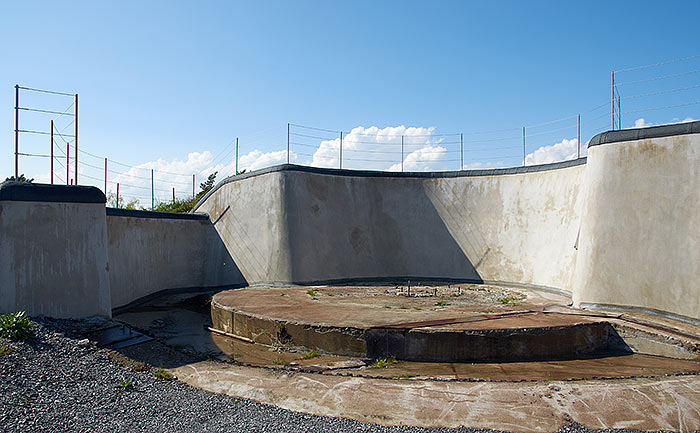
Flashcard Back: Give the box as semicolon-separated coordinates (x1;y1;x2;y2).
107;207;208;220
0;182;105;204
193;158;587;212
588;120;700;148
580;302;700;328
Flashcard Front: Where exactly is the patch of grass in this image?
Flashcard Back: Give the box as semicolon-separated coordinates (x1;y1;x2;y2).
272;358;290;366
413;306;422;311
434;300;449;307
0;343;11;357
497;296;519;305
398;305;409;310
370;358;397;369
153;366;173;380
0;311;33;340
450;293;461;298
114;378;132;390
383;305;391;309
301;350;321;360
397;373;417;379
306;289;318;297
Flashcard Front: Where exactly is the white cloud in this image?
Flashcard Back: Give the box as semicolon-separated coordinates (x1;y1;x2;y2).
525;138;580;166
461;161;506;170
310;125;445;171
635;118;652;128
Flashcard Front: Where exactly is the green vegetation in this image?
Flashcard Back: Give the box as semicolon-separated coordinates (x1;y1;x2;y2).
4;174;33;183
434;300;449;307
114;378;132;390
0;343;11;356
398;305;408;310
0;311;33;340
383;305;391;309
497;296;519;305
370;358;397;369
272;358;290;366
413;306;422;311
397;373;417;379
153;366;173;380
306;289;318;298
301;350;321;360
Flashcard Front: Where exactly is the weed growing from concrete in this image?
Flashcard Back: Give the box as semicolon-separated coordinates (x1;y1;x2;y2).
114;378;132;390
397;373;417;379
306;289;318;297
497;297;519;305
413;306;422;311
0;343;11;356
399;305;408;310
301;350;320;360
0;311;33;340
272;358;290;366
383;305;391;309
153;366;173;380
434;301;449;307
370;358;397;369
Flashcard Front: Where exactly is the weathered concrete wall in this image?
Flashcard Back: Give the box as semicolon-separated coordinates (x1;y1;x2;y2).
573;124;700;323
106;209;245;309
0;183;111;318
197;160;585;294
195;171;292;284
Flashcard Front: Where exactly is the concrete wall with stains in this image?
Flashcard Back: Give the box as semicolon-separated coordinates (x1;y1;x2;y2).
0;184;111;318
573;125;700;322
106;209;245;310
197;160;585;295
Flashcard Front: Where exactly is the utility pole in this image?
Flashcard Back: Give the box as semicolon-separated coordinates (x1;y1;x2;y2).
66;143;69;185
460;133;463;170
192;175;195;203
235;137;239;175
151;169;154;210
401;135;404;172
287;123;290;164
339;131;343;169
116;183;120;208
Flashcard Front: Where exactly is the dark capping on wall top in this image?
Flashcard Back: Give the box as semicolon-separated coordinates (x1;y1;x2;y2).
193;157;587;212
107;207;209;220
589;120;700;148
0;182;106;204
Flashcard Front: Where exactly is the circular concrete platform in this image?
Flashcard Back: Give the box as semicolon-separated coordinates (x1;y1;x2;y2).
211;284;622;362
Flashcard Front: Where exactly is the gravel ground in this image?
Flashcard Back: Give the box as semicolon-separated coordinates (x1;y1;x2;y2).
0;318;651;433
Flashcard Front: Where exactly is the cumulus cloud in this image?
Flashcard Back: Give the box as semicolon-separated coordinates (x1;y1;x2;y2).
111;149;298;202
635;116;696;128
310;125;446;171
635;118;652;128
525;138;580;166
461;161;507;170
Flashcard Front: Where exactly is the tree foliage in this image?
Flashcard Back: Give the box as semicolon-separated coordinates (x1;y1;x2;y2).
4;174;34;183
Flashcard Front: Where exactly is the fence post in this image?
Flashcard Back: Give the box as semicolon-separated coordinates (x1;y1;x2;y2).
151;169;154;210
339;131;343;169
104;158;107;193
74;93;78;184
401;135;404;172
116;183;120;208
287;123;290;164
577;114;581;159
235;137;239;175
50;120;54;184
14;84;19;179
66;142;69;185
172;188;175;203
522;127;526;166
460;133;463;170
611;71;615;131
192;175;195;203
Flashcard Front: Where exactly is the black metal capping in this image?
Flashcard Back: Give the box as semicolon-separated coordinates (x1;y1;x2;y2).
193;158;587;211
0;182;106;204
106;207;209;220
588;120;700;148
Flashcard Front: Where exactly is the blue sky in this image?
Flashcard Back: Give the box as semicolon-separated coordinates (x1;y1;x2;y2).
2;1;700;203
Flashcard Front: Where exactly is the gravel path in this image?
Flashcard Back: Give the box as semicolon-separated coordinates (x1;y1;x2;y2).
0;318;648;433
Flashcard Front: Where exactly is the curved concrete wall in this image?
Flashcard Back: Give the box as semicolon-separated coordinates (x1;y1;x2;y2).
197;160;585;294
106;209;244;310
573;124;700;323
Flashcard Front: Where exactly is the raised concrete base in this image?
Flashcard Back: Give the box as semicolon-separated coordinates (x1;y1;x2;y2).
211;284;625;362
